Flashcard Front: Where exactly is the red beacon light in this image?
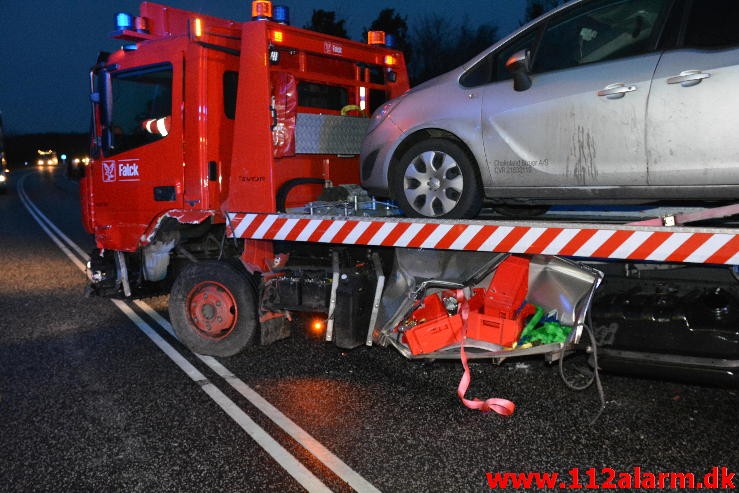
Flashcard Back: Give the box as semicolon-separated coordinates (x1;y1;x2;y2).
133;15;149;33
252;1;273;20
113;11;152;41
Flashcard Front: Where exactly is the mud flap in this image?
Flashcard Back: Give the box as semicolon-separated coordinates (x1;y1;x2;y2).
259;311;291;345
333;262;377;349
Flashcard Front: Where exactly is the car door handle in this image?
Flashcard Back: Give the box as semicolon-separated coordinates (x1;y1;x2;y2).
667;70;711;87
597;83;637;99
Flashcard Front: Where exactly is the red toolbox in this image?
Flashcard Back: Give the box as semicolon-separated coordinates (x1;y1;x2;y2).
466;304;536;347
405;314;463;355
411;292;448;324
484;256;530;319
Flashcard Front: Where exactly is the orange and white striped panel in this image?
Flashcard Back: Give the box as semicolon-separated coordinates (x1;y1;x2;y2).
226;213;739;266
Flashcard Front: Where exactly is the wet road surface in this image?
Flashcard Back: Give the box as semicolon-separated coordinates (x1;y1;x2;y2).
1;168;736;491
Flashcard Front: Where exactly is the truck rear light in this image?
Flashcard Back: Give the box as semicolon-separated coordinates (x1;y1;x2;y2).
270;30;284;43
359;87;367;111
269;48;280;64
384;55;396;66
252;0;273;20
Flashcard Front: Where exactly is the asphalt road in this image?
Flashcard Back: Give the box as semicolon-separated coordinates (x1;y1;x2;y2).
1;167;737;492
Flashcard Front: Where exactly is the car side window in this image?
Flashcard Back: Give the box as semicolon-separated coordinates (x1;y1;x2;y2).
684;0;739;48
533;0;671;74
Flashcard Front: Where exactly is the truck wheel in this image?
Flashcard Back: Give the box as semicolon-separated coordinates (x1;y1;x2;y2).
169;261;257;357
391;139;482;219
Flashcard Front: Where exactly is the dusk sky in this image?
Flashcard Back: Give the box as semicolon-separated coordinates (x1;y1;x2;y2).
0;1;527;135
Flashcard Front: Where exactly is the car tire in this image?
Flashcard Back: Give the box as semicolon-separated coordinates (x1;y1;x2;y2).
169;260;258;357
391;139;482;219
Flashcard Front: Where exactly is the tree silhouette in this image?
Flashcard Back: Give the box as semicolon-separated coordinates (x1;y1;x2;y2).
523;0;565;23
303;9;349;39
411;14;498;84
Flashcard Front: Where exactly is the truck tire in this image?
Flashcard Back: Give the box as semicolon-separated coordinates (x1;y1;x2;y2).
169;260;258;357
391;138;482;219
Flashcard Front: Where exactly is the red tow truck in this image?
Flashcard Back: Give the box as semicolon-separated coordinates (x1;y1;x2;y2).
80;2;739;400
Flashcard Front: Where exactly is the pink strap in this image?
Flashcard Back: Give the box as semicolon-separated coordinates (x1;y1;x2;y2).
455;290;515;416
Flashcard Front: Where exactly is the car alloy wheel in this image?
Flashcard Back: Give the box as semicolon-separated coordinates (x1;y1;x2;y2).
392;138;482;219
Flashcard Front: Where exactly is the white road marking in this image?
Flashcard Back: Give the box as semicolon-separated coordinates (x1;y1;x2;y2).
115;301;332;493
17;176;87;272
135;300;382;493
18;173;351;493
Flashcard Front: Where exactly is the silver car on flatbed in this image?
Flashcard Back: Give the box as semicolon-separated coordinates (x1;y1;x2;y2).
360;0;739;218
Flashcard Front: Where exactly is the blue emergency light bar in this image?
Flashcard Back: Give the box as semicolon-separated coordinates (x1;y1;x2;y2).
273;5;290;25
115;12;134;31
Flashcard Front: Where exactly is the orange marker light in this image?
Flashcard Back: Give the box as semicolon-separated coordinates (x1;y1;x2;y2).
310;319;326;334
271;30;284;43
252;0;273;20
193;18;203;38
367;30;386;46
384;54;396;66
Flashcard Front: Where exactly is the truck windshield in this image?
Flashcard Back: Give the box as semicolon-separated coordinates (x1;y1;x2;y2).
105;64;173;156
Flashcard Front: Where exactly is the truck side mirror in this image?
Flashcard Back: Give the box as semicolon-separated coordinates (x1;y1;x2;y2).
505;49;532;92
93;70;114;154
97;71;113;128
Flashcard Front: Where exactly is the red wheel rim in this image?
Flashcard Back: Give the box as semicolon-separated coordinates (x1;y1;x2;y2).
186;281;238;340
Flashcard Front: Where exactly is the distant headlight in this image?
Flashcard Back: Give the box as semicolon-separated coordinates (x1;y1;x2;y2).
0;174;6;183
37;159;44;166
366;96;404;135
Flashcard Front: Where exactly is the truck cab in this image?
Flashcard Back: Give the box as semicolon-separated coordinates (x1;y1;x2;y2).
82;2;408;299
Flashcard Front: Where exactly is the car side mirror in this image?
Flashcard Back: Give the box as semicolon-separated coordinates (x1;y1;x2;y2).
505;49;532;92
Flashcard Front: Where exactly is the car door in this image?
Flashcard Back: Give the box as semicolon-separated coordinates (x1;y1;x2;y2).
478;0;671;192
647;0;739;187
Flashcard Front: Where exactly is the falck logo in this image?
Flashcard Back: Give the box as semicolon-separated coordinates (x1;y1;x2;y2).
102;159;141;183
323;41;343;56
102;161;116;182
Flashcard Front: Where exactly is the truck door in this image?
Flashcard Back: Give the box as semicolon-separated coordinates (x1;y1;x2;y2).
93;61;184;248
